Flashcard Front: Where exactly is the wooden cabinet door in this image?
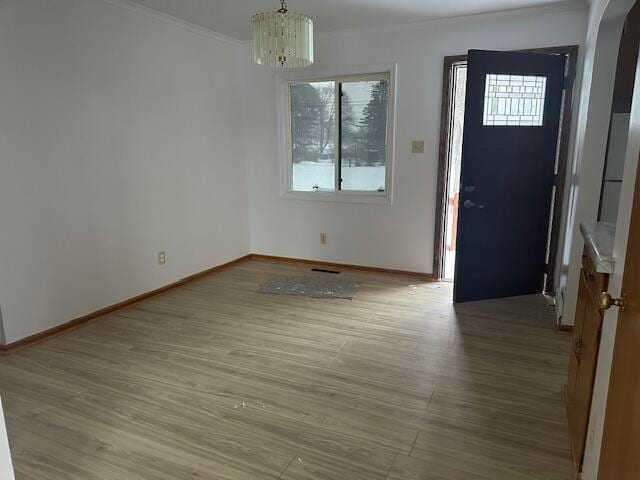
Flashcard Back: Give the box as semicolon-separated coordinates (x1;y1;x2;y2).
567;270;588;406
567;270;602;469
598;152;640;479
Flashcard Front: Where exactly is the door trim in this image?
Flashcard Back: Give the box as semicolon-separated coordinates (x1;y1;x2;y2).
432;45;579;295
433;54;467;281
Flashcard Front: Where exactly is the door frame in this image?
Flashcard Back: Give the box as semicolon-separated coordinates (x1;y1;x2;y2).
432;45;579;295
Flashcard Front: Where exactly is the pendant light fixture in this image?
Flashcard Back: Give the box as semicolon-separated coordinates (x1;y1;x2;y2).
251;0;314;68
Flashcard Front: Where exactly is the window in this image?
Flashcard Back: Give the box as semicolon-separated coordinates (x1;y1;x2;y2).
483;74;547;126
290;81;336;192
287;72;392;197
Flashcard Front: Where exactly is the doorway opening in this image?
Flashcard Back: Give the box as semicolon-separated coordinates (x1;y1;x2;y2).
433;46;579;296
598;5;640;223
442;62;467;281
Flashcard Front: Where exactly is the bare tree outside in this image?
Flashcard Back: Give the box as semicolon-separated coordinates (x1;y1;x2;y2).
290;77;389;192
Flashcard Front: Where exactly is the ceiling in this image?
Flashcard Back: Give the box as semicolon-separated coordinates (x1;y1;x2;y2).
126;0;584;41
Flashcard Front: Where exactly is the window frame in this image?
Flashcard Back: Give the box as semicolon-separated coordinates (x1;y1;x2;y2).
276;64;397;204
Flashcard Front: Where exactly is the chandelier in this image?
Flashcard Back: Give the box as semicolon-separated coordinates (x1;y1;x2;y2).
251;0;314;68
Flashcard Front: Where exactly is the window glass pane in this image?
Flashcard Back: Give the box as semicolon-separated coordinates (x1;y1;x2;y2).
340;79;388;191
290;81;336;192
482;74;546;126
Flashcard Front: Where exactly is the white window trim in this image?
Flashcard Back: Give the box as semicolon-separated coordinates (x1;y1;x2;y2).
276;63;397;205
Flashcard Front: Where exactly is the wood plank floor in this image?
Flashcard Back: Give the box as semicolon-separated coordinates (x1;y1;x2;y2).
0;260;573;480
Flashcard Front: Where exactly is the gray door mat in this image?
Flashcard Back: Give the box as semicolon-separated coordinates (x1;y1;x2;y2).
258;275;361;299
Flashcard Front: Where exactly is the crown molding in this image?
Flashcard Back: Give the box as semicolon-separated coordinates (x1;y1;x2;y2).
103;0;587;49
314;0;588;41
101;0;245;47
237;0;588;47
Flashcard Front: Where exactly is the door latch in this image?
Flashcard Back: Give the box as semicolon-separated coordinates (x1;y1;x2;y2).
463;199;485;209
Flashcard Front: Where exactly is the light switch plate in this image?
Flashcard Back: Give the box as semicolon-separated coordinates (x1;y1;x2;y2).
412;140;425;154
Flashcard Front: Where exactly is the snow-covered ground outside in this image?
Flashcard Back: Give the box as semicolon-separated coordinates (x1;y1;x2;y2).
292;163;385;192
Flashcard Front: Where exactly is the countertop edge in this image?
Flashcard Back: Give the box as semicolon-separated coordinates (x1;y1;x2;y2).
580;221;616;274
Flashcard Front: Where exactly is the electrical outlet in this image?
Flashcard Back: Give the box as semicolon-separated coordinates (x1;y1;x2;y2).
158;251;166;265
320;233;327;245
411;140;425;154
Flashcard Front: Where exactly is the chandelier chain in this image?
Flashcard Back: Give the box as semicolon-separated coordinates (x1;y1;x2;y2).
278;0;288;13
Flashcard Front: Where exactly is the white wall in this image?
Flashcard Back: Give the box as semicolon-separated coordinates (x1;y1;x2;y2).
556;0;628;326
0;1;592;341
0;0;250;343
599;113;630;222
242;4;588;273
582;7;640;478
547;0;639;477
0;400;15;480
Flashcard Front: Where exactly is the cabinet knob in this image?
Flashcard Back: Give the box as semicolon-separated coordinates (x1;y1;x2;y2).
599;292;627;311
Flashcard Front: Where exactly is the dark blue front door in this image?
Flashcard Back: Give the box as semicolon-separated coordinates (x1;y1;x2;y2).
453;50;566;303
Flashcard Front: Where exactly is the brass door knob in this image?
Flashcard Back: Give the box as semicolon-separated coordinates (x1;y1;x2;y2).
600;292;628;311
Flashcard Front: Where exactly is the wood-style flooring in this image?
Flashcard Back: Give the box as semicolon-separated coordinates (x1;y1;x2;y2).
0;260;573;479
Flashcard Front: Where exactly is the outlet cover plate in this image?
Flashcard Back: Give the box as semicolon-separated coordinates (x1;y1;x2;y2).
412;140;425;154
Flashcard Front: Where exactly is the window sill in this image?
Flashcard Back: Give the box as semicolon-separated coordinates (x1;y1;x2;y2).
280;191;392;205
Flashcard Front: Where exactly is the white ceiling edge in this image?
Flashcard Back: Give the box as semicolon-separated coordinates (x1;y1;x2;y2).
102;0;587;48
102;0;245;47
310;0;588;42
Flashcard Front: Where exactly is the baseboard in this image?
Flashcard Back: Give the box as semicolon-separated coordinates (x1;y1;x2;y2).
250;254;435;280
556;324;574;335
0;253;434;355
0;254;253;355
